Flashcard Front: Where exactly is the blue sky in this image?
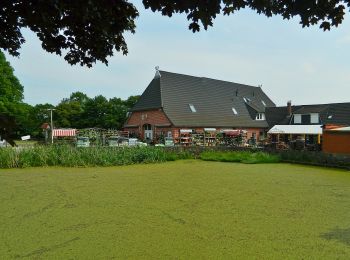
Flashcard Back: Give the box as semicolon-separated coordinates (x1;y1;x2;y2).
4;2;350;106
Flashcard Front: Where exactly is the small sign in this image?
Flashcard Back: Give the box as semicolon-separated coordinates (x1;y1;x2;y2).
21;135;31;141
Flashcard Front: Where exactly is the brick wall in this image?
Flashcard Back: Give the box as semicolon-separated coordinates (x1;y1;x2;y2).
126;109;171;126
124;109;172;139
125;110;266;143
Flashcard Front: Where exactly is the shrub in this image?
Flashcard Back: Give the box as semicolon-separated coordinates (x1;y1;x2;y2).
278;150;350;169
200;151;281;164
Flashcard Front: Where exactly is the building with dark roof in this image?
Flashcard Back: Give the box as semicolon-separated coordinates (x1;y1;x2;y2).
124;69;275;143
266;101;350;128
266;101;350;148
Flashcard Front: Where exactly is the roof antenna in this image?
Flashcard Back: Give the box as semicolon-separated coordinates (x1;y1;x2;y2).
154;66;161;78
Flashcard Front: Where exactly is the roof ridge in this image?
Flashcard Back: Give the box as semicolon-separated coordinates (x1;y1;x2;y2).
289;102;350;107
159;70;259;89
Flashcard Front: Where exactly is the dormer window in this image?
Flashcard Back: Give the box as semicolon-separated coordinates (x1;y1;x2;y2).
189;104;197;113
294;114;301;124
256;113;265;120
232;107;238;115
310;113;319;124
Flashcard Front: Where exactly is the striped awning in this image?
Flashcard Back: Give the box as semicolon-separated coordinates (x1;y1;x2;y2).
53;129;76;137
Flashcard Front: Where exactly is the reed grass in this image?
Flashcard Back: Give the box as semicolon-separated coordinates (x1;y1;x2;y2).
0;146;193;168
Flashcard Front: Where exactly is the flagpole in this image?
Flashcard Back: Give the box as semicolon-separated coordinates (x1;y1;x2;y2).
47;109;56;144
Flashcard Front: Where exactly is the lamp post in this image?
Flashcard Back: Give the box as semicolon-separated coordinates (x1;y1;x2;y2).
47;109;56;144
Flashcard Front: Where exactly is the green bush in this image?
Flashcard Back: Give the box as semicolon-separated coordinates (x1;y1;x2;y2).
279;150;350;168
200;151;281;164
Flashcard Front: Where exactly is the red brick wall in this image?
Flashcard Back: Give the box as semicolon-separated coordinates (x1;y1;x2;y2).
323;131;350;155
126;109;171;127
124;109;172;139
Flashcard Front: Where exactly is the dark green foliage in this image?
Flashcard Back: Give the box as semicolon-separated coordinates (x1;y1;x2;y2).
0;146;194;168
200;151;281;164
0;50;29;140
1;1;348;66
0;1;138;67
0;51;23;104
54;94;139;130
0;114;17;146
279;150;350;169
144;1;349;32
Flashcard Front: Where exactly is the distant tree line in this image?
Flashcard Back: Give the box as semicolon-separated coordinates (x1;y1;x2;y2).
0;50;139;139
29;92;139;138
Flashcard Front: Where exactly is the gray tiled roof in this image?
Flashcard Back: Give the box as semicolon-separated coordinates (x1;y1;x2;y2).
131;70;275;128
131;78;161;111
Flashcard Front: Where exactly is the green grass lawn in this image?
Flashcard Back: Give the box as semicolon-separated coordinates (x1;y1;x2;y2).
1;161;350;259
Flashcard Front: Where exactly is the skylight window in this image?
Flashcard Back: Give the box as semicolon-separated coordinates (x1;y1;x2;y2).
189;104;197;113
261;100;266;107
328;115;333;119
243;97;251;103
232;107;238;115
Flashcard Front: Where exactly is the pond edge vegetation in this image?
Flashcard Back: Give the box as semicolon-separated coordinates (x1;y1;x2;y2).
0;146;349;169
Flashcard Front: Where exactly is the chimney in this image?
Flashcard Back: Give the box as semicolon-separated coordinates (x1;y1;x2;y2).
287;100;292;116
154;66;161;78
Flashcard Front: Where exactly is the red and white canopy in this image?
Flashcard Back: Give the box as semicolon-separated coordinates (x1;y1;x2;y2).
52;129;76;137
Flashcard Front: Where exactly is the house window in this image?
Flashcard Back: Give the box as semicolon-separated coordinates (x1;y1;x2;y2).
310;113;319;124
261;100;266;107
141;113;148;120
301;114;311;124
189;104;197;113
255;113;265;120
232;107;238;115
294;114;301;124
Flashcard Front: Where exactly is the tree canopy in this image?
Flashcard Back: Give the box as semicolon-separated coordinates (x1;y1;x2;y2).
0;50;27;139
1;1;348;67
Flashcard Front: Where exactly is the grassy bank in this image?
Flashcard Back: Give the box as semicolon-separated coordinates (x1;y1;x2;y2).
1;161;349;258
0;146;193;168
200;150;281;164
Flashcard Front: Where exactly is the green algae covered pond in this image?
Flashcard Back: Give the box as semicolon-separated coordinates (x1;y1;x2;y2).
0;160;350;259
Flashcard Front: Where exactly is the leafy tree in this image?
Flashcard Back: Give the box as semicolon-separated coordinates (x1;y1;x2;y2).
105;97;128;129
1;1;348;66
0;1;138;67
0;51;23;107
81;95;109;128
124;95;140;108
54;92;89;128
69;92;90;106
30;103;55;137
0;50;30;137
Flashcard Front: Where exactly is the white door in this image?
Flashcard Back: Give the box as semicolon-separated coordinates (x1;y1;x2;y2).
143;124;153;140
144;130;153;140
